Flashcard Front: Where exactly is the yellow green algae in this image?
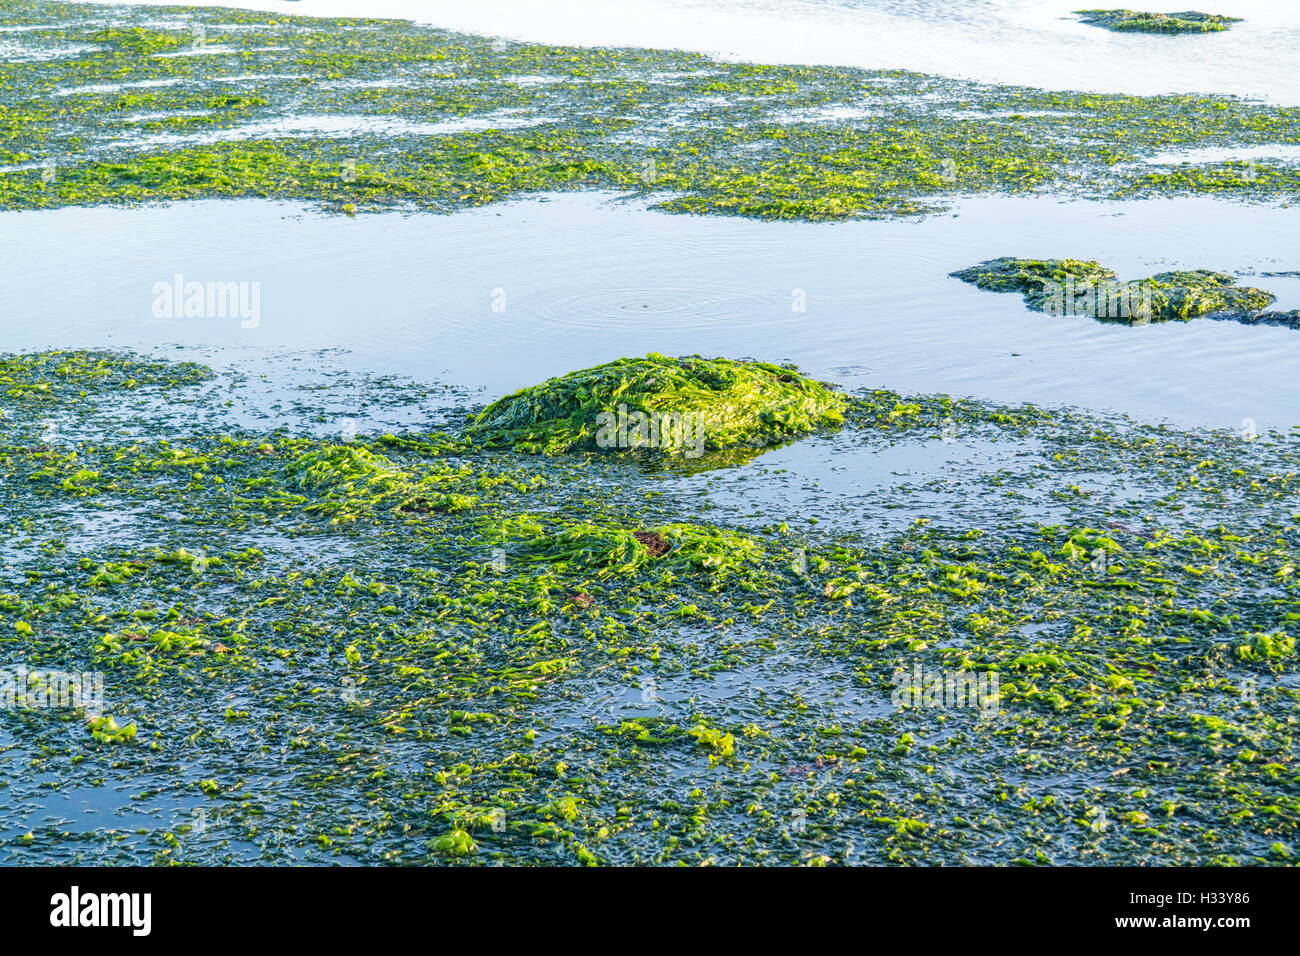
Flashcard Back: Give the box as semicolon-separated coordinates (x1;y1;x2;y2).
466;353;846;456
1075;10;1242;34
1;348;1298;865
0;0;1297;222
952;257;1283;326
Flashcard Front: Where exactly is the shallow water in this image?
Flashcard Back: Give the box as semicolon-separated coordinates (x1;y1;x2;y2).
85;0;1300;104
673;433;1049;536
3;192;1298;431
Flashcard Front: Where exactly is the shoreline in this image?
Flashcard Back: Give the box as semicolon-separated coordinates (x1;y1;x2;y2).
0;1;1298;222
77;0;1300;105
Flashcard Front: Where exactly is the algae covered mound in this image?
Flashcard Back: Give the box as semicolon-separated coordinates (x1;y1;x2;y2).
950;258;1118;303
1142;269;1277;320
952;257;1276;324
465;353;846;456
1075;9;1242;33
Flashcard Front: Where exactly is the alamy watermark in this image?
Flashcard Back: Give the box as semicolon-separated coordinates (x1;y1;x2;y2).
151;274;261;328
1;665;104;715
1042;277;1153;322
892;662;999;719
595;404;706;458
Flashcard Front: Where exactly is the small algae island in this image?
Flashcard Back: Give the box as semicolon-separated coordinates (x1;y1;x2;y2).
1074;10;1243;34
2;348;1298;866
951;257;1295;326
466;354;846;457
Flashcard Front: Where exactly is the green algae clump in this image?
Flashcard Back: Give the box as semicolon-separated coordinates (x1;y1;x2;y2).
1075;10;1242;33
952;257;1276;325
951;257;1118;301
465;353;846;456
284;442;483;520
521;520;764;579
87;716;138;744
1142;269;1276;320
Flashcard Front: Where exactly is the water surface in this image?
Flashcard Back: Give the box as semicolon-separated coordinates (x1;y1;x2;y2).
3;192;1297;431
86;0;1300;104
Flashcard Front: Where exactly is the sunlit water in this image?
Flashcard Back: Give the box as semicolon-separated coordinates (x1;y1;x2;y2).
2;192;1297;432
21;2;1295;433
87;0;1300;104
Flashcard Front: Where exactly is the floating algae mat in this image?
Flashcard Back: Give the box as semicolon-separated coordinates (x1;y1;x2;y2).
1074;10;1243;34
465;353;846;457
1;348;1298;865
950;257;1294;326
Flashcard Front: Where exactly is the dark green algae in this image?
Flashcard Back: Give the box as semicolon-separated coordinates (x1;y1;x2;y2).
2;349;1298;865
1;0;1299;222
1075;10;1242;34
952;257;1287;326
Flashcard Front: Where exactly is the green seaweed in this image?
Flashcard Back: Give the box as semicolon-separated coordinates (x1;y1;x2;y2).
86;715;138;744
1075;9;1242;34
952;257;1277;325
503;519;764;582
0;349;212;404
465;353;846;456
0;0;1296;222
2;347;1299;865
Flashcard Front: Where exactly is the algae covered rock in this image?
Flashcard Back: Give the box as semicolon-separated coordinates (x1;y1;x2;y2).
1075;10;1241;33
952;257;1276;325
1142;269;1275;320
465;353;846;456
950;257;1118;305
1239;310;1300;329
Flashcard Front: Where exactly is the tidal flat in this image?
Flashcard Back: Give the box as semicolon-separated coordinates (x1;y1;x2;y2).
0;0;1298;867
1;0;1300;221
1;348;1298;865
